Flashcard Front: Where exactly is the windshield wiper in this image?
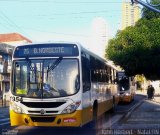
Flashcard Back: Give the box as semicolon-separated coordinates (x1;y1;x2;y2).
47;57;63;72
46;57;63;81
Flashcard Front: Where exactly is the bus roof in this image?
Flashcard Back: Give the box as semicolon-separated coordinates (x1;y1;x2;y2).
13;42;112;67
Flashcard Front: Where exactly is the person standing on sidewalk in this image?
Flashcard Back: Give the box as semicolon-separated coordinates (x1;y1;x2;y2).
147;85;155;99
150;85;155;99
147;85;151;99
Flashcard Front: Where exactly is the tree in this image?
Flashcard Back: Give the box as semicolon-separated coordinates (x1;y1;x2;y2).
106;18;160;80
106;0;160;80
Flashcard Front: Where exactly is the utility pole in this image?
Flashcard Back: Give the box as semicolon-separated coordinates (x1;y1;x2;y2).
131;0;160;13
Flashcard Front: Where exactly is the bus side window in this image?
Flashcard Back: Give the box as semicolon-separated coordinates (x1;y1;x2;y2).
81;53;91;92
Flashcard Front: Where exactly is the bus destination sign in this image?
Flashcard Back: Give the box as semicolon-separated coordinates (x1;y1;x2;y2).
13;44;79;58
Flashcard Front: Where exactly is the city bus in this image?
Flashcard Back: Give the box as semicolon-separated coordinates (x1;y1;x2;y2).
117;71;136;103
10;42;119;127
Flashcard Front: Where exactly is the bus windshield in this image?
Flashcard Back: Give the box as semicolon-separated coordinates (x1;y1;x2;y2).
119;77;129;91
12;58;80;98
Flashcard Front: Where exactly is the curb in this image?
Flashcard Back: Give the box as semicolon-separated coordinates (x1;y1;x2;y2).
119;100;144;123
150;97;160;104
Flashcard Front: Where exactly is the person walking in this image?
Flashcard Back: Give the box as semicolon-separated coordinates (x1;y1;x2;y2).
147;85;155;99
147;85;152;99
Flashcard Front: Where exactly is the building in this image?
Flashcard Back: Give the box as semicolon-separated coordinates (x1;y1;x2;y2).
91;17;108;58
0;33;32;46
0;33;32;100
0;43;14;100
122;0;141;30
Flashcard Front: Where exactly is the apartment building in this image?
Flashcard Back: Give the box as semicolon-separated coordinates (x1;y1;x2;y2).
122;0;141;30
0;43;14;99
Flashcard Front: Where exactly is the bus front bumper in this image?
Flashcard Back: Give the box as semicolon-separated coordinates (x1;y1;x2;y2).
119;95;132;103
10;110;82;127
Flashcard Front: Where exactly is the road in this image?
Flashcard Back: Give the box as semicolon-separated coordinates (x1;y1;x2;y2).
0;107;10;129
0;94;145;135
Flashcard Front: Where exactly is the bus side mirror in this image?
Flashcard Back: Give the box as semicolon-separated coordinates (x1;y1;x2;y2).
75;75;80;91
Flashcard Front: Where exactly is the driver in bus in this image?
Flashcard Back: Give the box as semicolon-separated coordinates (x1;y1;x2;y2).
43;83;51;91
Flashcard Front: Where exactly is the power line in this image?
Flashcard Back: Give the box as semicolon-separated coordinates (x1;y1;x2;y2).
21;27;91;38
48;10;121;16
0;0;123;4
0;12;21;33
0;9;34;40
11;10;121;20
0;22;14;32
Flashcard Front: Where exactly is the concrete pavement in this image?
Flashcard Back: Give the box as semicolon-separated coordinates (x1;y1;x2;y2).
136;89;160;104
107;90;160;130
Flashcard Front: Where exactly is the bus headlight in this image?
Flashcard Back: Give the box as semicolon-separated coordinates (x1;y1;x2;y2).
10;103;24;114
61;101;81;114
125;93;130;96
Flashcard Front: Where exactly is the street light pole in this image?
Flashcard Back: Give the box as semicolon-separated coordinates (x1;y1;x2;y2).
131;0;160;13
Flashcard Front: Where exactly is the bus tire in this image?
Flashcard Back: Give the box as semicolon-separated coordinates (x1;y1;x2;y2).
132;95;135;101
93;102;98;120
92;101;98;128
110;96;115;113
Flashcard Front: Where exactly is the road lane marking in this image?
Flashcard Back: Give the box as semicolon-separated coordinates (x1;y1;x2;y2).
102;114;123;128
14;126;37;130
0;118;10;126
0;121;10;126
0;118;10;122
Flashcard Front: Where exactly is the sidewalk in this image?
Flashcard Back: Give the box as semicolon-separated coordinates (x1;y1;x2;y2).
151;95;160;104
136;89;160;104
121;92;160;129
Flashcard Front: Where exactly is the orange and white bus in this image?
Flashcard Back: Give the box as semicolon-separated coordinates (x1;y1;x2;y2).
10;42;119;127
117;71;136;103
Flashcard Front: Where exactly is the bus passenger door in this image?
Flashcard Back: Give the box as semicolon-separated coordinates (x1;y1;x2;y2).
81;53;92;124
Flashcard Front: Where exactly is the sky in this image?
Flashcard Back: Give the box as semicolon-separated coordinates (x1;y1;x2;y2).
0;0;124;57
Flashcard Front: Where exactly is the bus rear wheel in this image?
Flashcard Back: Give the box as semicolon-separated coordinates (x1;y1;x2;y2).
92;103;98;128
110;96;115;113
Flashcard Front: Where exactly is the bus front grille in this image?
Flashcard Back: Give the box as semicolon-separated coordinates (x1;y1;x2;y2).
30;116;55;122
28;110;58;114
21;102;66;108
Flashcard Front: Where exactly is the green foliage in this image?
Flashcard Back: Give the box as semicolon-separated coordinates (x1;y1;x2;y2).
106;18;160;80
